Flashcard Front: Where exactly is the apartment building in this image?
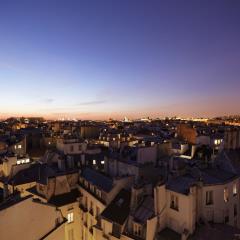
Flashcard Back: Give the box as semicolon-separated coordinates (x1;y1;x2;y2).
154;167;240;239
78;167;134;240
0;195;66;240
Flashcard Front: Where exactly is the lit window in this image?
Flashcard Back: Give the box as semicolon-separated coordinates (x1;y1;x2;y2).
25;158;30;163
18;145;22;149
224;188;229;202
206;190;213;205
93;160;96;165
48;142;51;145
233;183;237;196
101;160;104;165
170;194;179;211
17;160;21;165
67;212;74;223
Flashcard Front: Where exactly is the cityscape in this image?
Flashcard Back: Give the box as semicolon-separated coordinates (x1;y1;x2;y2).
1;1;240;240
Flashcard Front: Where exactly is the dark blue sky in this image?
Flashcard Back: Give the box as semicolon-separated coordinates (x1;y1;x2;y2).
0;0;240;119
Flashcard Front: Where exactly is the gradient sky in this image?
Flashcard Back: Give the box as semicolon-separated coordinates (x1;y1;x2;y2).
0;0;240;120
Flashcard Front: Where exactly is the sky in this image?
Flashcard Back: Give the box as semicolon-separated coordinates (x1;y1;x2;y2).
0;0;240;120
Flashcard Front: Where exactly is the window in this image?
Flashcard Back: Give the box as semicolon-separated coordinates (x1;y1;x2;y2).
206;191;213;205
67;212;74;223
224;209;229;223
78;145;81;151
17;160;21;165
224;188;229;203
233;183;237;196
90;184;95;193
96;206;100;217
101;160;104;165
70;145;74;152
133;223;142;237
96;189;102;198
170;194;179;211
234;204;238;217
18;145;22;149
93;159;96;165
214;139;221;145
89;201;93;213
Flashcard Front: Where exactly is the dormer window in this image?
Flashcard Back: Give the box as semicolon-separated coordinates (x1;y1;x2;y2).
67;212;74;223
224;188;229;203
233;183;237;196
84;180;89;188
206;190;213;205
96;189;101;198
16;158;30;165
133;223;142;237
170;194;179;211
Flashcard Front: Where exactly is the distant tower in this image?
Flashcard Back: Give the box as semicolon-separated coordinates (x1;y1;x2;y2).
123;116;129;122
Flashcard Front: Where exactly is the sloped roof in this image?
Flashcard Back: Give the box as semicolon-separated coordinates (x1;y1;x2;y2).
81;168;113;192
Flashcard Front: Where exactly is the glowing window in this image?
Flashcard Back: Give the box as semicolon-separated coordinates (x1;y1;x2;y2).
93;160;96;165
18;145;22;149
67;212;74;223
233;183;237;196
224;188;229;202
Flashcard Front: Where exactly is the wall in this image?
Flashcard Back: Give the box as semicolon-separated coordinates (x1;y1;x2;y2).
0;198;64;240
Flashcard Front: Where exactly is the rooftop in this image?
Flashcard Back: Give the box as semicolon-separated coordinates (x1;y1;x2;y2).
81;167;113;192
48;188;79;207
101;189;131;225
